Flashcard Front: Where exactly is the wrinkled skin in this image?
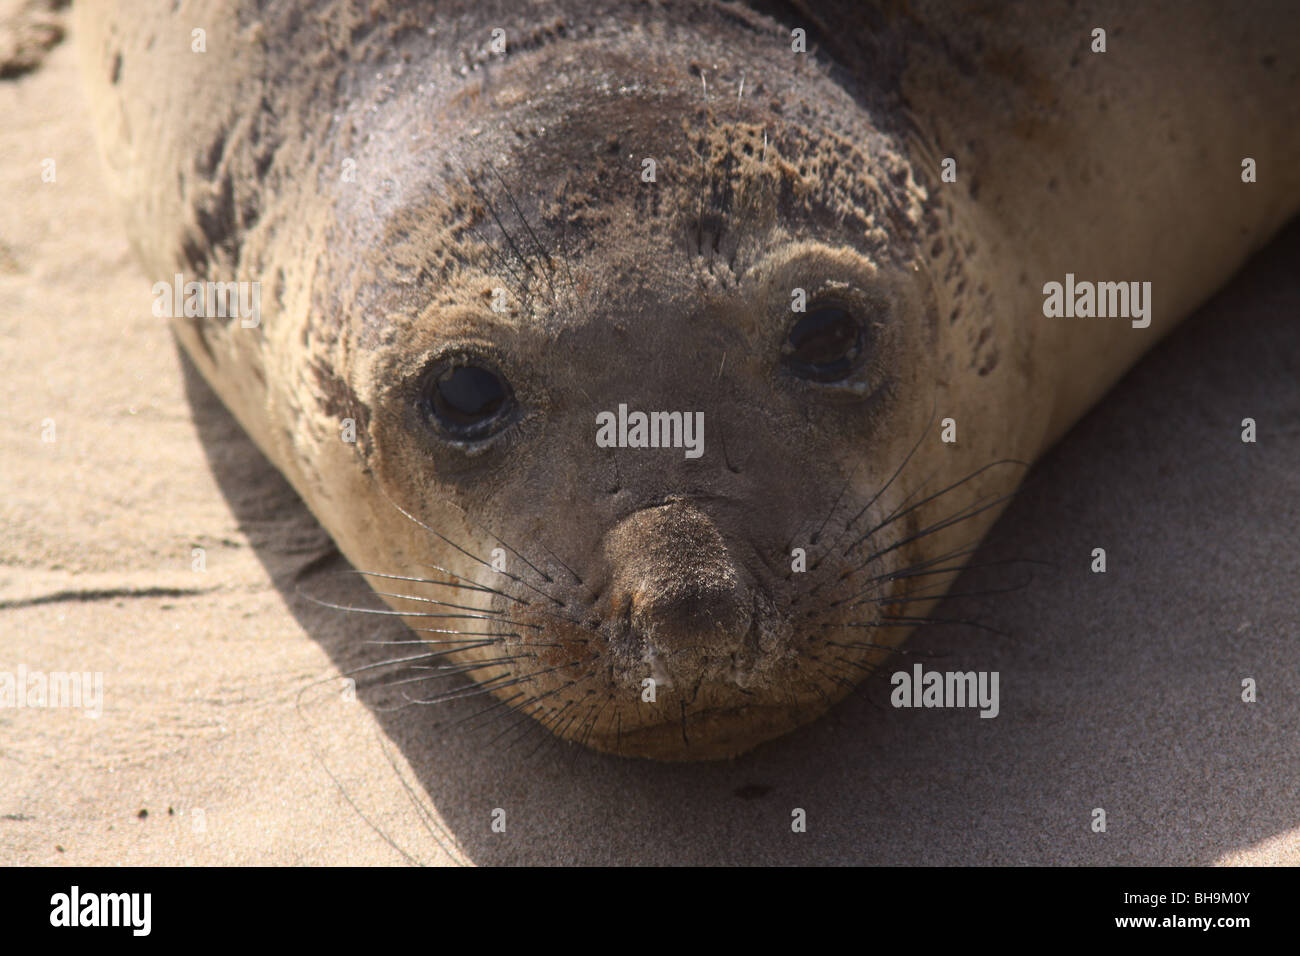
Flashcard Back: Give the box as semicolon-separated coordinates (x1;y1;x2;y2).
79;1;1299;758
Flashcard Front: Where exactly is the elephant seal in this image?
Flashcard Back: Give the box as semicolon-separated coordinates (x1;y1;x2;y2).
77;1;1300;759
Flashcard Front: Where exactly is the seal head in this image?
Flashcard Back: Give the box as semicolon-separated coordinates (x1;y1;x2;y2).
330;24;966;759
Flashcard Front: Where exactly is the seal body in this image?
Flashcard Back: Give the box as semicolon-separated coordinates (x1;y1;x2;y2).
78;1;1300;758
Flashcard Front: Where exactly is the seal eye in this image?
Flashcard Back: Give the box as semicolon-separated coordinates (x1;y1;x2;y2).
782;305;864;383
424;363;513;440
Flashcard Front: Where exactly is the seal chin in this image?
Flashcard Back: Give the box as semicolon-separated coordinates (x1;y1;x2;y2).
586;700;826;762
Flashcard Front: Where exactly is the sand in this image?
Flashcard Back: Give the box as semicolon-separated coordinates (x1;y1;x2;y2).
1;10;1296;866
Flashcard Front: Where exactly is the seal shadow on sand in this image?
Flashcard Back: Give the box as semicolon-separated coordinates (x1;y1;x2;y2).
181;221;1300;866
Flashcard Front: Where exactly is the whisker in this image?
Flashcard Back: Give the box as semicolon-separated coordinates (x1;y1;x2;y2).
364;636;501;647
486;160;559;301
379;492;568;608
347;585;499;615
835;615;1009;637
576;697;612;749
335;647;501;679
844;458;1028;558
364;479;561;611
466;170;539;303
855;577;1033;608
540;542;584;586
836;397;939;541
408;626;521;639
304;601;517;625
368;589;545;630
487;699;552;748
397;666;547;707
382;658;532;690
819;652;877;675
803;658;859;694
796;402;937;593
452;690;530;731
823;639;945;658
365;567;525;600
556;182;578;296
442;497;566;586
850;484;1022;574
814;547;984;611
463;677;586;736
507;702;566;755
374;735;465;865
526;698;586;757
366;639;498;658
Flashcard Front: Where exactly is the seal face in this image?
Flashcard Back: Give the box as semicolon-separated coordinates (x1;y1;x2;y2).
80;1;1300;759
352;61;956;758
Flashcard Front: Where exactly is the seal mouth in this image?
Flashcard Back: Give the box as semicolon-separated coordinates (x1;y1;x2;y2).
590;698;825;761
623;609;773;693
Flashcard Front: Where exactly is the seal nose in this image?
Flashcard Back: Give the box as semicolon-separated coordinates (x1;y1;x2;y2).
603;501;753;677
626;560;752;655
